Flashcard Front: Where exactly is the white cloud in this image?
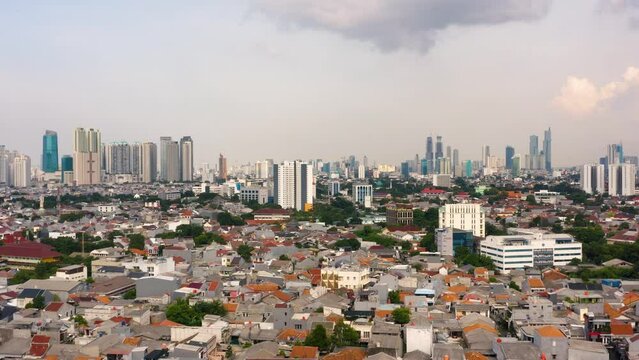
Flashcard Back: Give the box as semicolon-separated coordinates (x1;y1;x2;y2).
554;66;639;115
254;0;552;53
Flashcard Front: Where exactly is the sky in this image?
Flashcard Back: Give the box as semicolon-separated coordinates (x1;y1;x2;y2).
1;0;638;169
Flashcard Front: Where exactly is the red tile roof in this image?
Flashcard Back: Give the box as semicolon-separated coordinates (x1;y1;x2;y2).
0;242;61;259
44;302;65;312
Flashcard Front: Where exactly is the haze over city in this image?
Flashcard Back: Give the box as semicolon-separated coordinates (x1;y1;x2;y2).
1;0;639;167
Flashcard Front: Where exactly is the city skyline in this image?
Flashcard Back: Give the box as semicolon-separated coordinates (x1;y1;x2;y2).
1;1;639;167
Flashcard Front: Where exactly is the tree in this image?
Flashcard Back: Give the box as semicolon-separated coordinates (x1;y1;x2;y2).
508;281;521;291
304;325;330;352
331;320;360;347
419;233;436;251
237;244;253;262
217;212;246;226
526;195;537;205
26;295;46;310
193;300;228;317
388;290;401;304
74;315;88;327
128;233;146;250
123;289;136;300
176;224;204;238
392;307;410;325
333;238;361;251
279;254;290;261
166;298;204;326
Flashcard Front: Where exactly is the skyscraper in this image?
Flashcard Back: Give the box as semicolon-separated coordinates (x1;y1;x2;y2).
0;146;8;185
505;146;515;170
607;144;624;165
219;154;227;180
179;136;194;182
107;142;131;174
160;137;179;182
426;136;434;174
581;164;605;195
12;154;31;188
435;136;443;160
131;143;142;181
73;128;102;185
273;160;315;211
529;135;539;169
608;163;636;196
42;130;59;173
61;155;73;184
141;142;157;183
512;154;521;177
543;128;552;172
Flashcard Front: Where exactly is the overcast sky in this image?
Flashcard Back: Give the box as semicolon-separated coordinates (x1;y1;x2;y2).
1;0;638;168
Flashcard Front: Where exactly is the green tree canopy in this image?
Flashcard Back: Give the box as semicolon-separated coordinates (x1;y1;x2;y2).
304;325;331;352
392;307;410;324
331;320;360;347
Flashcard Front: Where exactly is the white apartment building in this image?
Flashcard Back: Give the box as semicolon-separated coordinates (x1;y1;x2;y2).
581;164;605;195
352;183;373;208
479;233;582;273
73;128;102;185
240;186;269;204
533;190;560;205
122;257;175;277
439;203;485;238
273;161;314;211
12;154;31;188
609;163;636;197
320;266;370;290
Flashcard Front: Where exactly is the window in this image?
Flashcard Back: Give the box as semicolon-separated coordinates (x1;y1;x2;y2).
295;324;302;330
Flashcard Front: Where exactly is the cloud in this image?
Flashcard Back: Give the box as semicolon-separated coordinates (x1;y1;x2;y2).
553;66;639;115
254;0;552;52
597;0;639;27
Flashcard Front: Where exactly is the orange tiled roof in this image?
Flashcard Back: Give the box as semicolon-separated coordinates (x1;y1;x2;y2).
224;303;239;313
96;295;111;304
463;323;497;334
624;293;639;306
247;282;280;292
122;337;141;346
542;269;569;281
527;278;545;289
130;248;146;256
322;348;366;360
271;290;294;302
604;303;624;319
290;346;318;359
441;293;458;303
152;319;182;327
375;309;393;318
611;322;634;336
448;285;469;294
326;313;344;323
536;325;565;338
277;329;309;342
465;352;489;360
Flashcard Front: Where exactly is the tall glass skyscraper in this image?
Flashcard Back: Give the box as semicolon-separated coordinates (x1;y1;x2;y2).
505;146;515;170
543;127;552;172
42;130;59;172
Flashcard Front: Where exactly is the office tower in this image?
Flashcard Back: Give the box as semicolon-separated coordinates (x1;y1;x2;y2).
42;130;59;173
440;158;451;175
609;163;636;196
141;142;158;183
426;136;434;174
420;159;428;175
73;128;102;185
357;164;366;179
512;154;521;177
61;155;73;184
352;183;373;208
435;136;443;160
0;146;7;184
363;155;369;169
107;142;131;174
12;154;31;188
131;143;142;181
400;161;410;178
529;135;539;169
543;128;552;172
439;203;486;237
219;154;228;180
581;164;605;195
452;149;459;172
179;136;194;182
273;160;315;211
465;160;472;178
483;145;490;167
159;138;179;182
505;146;515;170
607;144;624;165
328;180;340;197
255;160;270;179
625;156;638;166
446;146;451;160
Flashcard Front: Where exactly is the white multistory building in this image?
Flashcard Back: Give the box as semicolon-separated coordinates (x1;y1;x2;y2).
320;266;370;290
580;164;605;195
255;160;270;179
73;128;102;185
12;154;31;188
352;183;373;208
273;161;315;211
608;163;636;196
439;203;485;238
180;136;194;182
479;233;582;273
141;142;157;183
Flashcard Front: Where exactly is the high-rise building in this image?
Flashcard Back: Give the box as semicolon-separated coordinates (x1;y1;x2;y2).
607;144;624;165
131;143;142;181
73;128;102;185
452;149;459;173
42;130;59;173
12;154;31;188
141;142;157;183
465;160;472;178
255;160;270;179
160;138;179;182
512;154;521;177
426;136;434;174
179;136;193;182
328;180;340;197
581;164;605;195
439;203;485;237
0;146;8;185
219;154;228;181
608;163;636;196
529;135;539;169
482;145;490;167
401;161;410;178
107;142;131;174
543;127;552;172
61;155;73;184
435;136;443;160
273;160;315;211
505;146;515;170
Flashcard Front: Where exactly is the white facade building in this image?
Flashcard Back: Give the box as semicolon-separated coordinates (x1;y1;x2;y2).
51;265;88;281
73;128;102;185
12;154;31;188
122;257;175;277
439;203;485;237
405;322;434;356
352;183;373;208
255;161;270;179
608;163;636;196
320;266;370;290
581;164;605;195
240;186;269;204
479;233;582;273
273;161;314;211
